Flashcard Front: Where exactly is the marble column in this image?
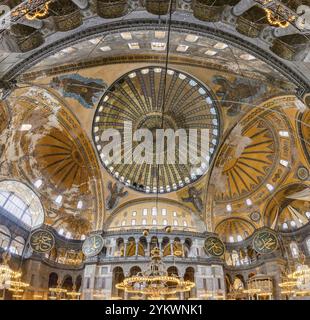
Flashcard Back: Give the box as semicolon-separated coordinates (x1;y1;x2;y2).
147;239;151;256
135;240;139;257
232;0;257;16
124;242;127;257
159;239;163;256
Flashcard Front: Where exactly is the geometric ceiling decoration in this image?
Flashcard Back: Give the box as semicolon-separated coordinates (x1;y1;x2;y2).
34;127;89;192
215;218;256;242
13;87;105;231
214;120;276;202
92;66;221;193
212;97;294;206
263;184;310;231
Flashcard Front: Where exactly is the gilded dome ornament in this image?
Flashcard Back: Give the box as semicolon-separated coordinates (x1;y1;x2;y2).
297;166;309;181
82;234;104;257
204;236;225;257
92;67;220;193
252;229;278;255
30;229;55;253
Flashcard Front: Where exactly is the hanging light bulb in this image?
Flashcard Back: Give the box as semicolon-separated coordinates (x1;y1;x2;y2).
0;252;22;290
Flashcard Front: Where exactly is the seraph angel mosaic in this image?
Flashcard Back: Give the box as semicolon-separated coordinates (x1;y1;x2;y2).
50;74;107;109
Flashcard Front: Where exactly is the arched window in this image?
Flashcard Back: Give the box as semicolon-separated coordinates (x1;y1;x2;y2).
0;181;44;228
65;232;72;239
0;225;10;249
282;223;288;230
290;242;299;259
152;207;157;216
305;212;310;219
237;235;243;242
9;236;25;255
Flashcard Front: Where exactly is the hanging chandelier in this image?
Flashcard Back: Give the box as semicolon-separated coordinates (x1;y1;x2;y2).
0;252;22;289
7;277;29;294
66;288;81;300
11;0;51;21
49;285;68;300
279;279;297;291
264;7;295;28
115;247;195;299
287;264;310;281
279;254;310;297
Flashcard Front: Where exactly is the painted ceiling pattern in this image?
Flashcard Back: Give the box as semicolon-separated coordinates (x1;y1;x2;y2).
24;29;294;86
215;218;256;242
212;96;294;206
34;128;89;192
0;0;309;241
93;66;221;193
0;87;105;236
263;183;310;231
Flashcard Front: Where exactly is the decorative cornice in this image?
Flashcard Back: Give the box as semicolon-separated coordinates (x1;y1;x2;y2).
3;18;309;95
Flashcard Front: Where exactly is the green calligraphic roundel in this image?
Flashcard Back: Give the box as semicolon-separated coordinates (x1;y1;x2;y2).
30;229;55;253
82;234;104;257
204;236;225;257
252;229;278;254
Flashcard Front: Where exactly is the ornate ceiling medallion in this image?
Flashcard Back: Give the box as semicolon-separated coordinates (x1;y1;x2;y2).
252;228;278;255
93;67;221;193
204;236;225;257
30;229;55;253
82;234;104;257
250;211;261;222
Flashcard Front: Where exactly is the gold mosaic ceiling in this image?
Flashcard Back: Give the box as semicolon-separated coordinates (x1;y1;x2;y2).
34;127;89;192
214;120;276;202
263;183;310;231
215;218;256;242
93;66;221;193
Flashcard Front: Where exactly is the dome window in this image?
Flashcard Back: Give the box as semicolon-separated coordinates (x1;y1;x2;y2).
34;179;43;189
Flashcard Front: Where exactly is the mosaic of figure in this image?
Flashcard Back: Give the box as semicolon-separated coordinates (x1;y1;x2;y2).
212;76;266;116
106;181;128;210
182;186;204;213
50;74;107;109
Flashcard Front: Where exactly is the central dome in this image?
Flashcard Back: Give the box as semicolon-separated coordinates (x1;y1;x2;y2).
92;67;221;193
